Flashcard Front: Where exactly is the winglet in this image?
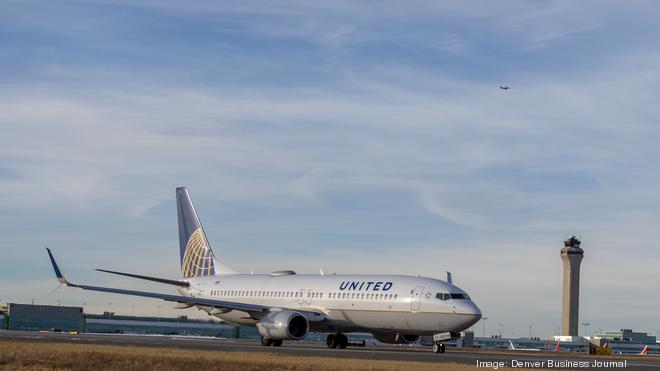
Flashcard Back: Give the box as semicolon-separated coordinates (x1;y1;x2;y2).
45;247;73;286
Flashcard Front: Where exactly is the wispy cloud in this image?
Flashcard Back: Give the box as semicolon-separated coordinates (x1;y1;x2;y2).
1;0;659;336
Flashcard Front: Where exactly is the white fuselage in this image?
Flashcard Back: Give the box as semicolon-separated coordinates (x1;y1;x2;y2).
181;273;481;336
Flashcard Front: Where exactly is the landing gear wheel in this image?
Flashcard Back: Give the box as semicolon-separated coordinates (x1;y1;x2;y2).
272;340;283;347
260;336;273;346
432;342;446;353
326;334;338;349
337;333;348;349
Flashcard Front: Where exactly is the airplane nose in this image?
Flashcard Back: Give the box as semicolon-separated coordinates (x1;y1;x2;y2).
463;302;482;328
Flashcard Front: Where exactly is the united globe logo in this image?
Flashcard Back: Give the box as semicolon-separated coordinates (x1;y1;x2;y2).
181;228;216;278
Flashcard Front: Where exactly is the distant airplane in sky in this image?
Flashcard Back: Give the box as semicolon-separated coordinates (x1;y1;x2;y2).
500;85;510;90
46;187;481;353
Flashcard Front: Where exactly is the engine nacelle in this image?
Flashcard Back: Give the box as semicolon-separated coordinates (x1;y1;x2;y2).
372;332;420;344
256;310;309;340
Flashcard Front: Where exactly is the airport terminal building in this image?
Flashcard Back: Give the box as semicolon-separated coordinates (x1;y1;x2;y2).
0;303;256;337
594;329;657;344
4;303;84;332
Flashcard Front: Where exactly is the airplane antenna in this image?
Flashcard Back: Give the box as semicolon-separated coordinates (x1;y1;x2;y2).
446;271;453;284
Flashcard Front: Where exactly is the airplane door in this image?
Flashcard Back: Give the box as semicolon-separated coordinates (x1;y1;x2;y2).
297;289;305;305
411;286;424;312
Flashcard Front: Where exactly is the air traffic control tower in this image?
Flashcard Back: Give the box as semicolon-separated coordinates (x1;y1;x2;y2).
561;236;584;336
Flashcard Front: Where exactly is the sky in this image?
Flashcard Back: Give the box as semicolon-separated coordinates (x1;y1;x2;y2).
1;0;659;338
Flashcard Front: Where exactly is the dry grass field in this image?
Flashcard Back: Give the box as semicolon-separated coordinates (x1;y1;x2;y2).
0;340;499;371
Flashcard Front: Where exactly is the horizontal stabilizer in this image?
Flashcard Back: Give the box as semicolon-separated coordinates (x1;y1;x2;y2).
95;269;190;287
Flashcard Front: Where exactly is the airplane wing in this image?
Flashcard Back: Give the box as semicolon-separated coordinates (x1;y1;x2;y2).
95;268;190;287
46;248;325;322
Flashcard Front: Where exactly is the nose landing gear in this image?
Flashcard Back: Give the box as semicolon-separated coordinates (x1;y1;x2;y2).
432;341;446;353
326;333;348;349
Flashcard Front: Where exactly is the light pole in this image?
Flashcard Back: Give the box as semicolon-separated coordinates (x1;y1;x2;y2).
529;325;532;339
482;316;488;338
498;323;503;338
582;322;590;337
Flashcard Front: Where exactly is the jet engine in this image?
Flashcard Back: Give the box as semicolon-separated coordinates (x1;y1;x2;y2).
256;310;309;340
372;332;420;344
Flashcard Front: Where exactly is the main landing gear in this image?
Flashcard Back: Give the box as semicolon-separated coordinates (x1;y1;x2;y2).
260;336;283;347
326;333;348;349
432;341;446;353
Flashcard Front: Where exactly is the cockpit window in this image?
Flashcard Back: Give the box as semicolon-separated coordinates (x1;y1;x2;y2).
450;293;470;300
436;292;470;300
436;293;450;301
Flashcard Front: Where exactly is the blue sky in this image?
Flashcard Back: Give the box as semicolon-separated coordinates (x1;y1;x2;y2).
1;1;660;338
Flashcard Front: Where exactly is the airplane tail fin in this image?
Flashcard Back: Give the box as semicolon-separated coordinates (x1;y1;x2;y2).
554;341;561;352
641;345;649;355
176;187;218;278
508;340;516;350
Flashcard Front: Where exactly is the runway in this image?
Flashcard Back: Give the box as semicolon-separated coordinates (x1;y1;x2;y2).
1;330;658;370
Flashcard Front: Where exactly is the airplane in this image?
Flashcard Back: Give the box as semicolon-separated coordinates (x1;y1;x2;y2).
508;340;541;351
640;345;660;356
554;340;561;352
46;187;481;354
499;86;510;90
